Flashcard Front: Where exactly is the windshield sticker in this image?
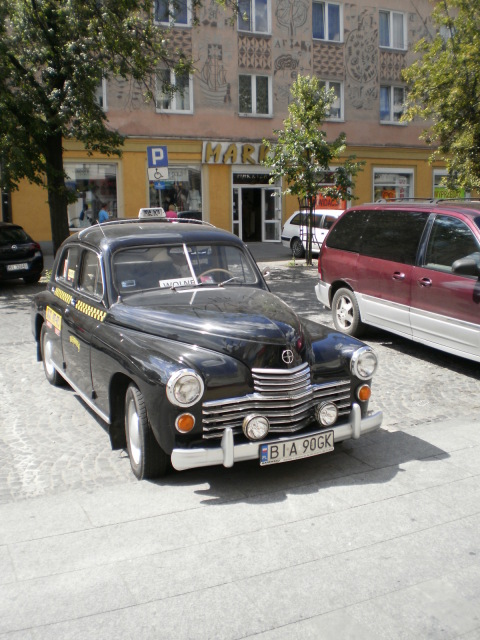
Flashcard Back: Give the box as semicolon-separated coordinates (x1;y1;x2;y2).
121;280;136;288
159;277;196;289
46;306;62;335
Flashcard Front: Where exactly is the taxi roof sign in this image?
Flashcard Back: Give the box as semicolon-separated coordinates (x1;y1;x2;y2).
138;207;166;218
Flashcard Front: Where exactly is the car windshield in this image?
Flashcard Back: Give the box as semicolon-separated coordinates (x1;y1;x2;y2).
113;243;259;294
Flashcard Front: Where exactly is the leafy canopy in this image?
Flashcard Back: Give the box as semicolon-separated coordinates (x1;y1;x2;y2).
402;0;480;190
263;75;363;206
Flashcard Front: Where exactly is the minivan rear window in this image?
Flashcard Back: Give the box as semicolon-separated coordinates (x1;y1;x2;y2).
326;209;429;264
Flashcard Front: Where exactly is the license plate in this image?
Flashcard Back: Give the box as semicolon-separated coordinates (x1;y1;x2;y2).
260;431;334;466
7;263;28;271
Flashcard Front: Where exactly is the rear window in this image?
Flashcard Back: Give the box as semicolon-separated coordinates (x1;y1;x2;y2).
325;210;369;253
326;209;429;264
0;226;30;245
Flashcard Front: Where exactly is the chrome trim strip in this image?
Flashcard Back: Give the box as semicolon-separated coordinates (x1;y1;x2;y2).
52;364;111;424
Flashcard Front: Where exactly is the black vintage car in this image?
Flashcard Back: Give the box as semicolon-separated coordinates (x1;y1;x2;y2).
32;219;382;479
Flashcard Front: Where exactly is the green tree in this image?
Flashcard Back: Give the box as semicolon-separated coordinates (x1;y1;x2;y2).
402;0;480;191
0;0;196;253
263;75;363;265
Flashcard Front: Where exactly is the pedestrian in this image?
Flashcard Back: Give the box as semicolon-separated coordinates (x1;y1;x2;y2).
166;203;177;219
98;203;109;223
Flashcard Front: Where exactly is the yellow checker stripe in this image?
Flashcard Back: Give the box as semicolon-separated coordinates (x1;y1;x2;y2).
54;288;72;305
75;300;107;322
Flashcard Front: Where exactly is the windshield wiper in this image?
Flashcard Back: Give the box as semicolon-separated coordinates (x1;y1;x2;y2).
218;277;241;286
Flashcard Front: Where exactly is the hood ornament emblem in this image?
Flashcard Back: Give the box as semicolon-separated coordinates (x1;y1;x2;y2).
282;349;294;365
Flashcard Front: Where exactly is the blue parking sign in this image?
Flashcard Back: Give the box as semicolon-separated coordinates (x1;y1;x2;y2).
147;146;168;168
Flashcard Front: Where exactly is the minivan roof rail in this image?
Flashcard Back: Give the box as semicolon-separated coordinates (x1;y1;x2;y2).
374;198;435;203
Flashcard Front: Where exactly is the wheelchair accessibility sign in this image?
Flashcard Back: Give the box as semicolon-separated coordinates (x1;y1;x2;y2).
147;146;169;180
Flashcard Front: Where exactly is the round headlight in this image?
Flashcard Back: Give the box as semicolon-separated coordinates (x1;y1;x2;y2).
315;401;338;427
350;347;378;380
166;369;204;407
242;414;270;440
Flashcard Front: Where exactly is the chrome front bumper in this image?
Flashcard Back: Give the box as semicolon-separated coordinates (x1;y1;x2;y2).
171;403;383;471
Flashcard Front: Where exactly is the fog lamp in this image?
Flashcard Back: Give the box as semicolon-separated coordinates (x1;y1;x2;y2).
356;384;371;402
315;402;338;427
242;414;270;440
175;413;195;433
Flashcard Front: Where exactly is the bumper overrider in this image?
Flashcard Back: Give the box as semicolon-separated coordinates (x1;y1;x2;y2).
171;403;382;471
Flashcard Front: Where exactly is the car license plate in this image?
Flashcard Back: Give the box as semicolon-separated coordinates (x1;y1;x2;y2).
7;263;28;271
260;431;334;466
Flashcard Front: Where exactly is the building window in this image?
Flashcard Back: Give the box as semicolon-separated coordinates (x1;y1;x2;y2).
379;10;406;49
373;169;413;201
155;0;190;25
433;170;467;199
239;74;271;116
95;79;108;111
319;80;343;120
65;163;118;228
380;85;405;123
238;0;269;33
312;1;341;41
156;69;193;113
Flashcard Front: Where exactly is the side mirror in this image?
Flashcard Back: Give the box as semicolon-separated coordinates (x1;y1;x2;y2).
452;253;480;278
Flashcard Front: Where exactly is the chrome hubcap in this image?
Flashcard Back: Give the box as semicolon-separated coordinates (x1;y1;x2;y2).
127;398;142;466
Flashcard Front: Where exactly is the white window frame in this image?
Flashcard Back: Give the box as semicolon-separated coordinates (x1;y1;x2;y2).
380;85;406;124
237;0;270;34
155;69;193;114
154;0;192;26
319;80;343;121
95;78;108;112
373;168;414;202
312;1;343;42
238;74;272;117
379;9;406;50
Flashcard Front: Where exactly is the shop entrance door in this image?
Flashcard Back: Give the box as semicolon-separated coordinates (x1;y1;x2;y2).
233;176;281;242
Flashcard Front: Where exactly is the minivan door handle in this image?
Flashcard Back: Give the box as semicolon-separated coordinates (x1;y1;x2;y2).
418;277;432;287
392;271;406;281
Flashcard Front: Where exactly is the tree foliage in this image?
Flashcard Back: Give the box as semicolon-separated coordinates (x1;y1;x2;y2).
402;0;480;191
263;75;363;264
0;0;198;252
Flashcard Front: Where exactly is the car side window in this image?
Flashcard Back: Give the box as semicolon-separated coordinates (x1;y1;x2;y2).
290;214;302;226
325;210;369;253
424;215;480;273
323;215;337;230
78;250;104;299
56;246;80;286
360;210;429;264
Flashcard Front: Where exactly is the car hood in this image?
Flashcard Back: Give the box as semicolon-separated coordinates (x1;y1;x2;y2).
109;286;334;369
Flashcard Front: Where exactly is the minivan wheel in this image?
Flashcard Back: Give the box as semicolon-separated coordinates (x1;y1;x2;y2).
332;288;364;336
291;238;305;258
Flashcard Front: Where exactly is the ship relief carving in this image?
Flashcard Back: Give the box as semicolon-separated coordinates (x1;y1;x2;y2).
199;44;231;105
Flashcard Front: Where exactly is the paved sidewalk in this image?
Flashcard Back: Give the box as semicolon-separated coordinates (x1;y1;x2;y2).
1;241;480;639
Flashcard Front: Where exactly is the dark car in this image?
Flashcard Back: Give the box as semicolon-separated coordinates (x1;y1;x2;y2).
0;222;44;284
316;199;480;362
177;210;202;221
32;218;382;480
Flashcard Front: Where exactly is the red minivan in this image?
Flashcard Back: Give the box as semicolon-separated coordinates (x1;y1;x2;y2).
315;201;480;362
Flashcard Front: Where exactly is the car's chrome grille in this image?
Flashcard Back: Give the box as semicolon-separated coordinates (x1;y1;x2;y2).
202;363;351;439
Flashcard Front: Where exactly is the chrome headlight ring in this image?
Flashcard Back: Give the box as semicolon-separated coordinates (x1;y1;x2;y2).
350;346;378;380
166;369;205;407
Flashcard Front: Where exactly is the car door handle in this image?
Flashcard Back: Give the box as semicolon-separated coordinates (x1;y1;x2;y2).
418;277;432;287
392;271;406;281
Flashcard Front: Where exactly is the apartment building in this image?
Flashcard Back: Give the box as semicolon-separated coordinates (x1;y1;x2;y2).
12;0;448;246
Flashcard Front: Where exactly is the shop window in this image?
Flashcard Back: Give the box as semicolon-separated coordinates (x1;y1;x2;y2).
66;163;118;229
238;0;269;33
149;166;202;215
156;69;193;113
239;74;272;116
380;85;406;123
373;169;413;201
433;171;466;199
313;1;342;42
379;10;406;49
95;79;108;111
155;0;190;25
319;80;343;120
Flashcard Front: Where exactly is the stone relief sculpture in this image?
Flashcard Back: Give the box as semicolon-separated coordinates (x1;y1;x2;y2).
345;9;378;110
238;35;272;71
275;0;309;37
199;44;231;104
